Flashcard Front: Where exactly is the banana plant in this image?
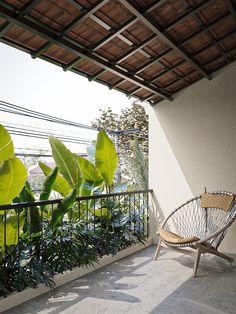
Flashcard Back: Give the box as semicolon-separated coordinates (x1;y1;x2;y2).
0;157;27;206
39;167;59;209
95;130;118;191
0;125;27;207
49;136;80;189
39;162;72;197
39;130;121;226
0;124;14;163
50;188;77;227
0;124;27;249
17;166;59;236
0;214;25;247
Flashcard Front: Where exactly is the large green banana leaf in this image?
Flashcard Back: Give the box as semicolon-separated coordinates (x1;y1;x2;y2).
49;136;79;188
0;124;14;162
95;130;118;186
40;166;58;201
39;162;72;197
20;182;42;235
0;215;25;246
0;157;27;205
51;188;77;227
77;156;103;184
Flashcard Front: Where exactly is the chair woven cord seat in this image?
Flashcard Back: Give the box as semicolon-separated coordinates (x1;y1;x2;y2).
158;228;199;244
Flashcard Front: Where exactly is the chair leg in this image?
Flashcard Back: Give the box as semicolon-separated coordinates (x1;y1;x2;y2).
200;244;234;263
154;239;162;260
193;247;202;278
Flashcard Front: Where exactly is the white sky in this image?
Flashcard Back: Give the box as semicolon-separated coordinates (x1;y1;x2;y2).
0;42;136;153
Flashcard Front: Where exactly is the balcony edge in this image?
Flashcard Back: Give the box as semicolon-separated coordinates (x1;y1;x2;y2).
0;238;153;313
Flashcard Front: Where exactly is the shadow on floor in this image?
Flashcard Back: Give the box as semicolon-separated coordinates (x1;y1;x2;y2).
4;246;155;314
149;251;236;314
3;246;236;314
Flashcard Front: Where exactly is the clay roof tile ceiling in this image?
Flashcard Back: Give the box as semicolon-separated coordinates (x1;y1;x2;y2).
0;0;235;105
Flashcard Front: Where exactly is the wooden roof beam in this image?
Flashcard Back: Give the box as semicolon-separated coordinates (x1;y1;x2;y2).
165;0;216;32
20;0;41;16
61;0;109;35
226;0;236;21
91;1;166;51
144;1;166;13
180;12;231;46
66;0;83;11
115;34;156;64
0;3;172;101
191;14;231;64
135;48;172;74
0;0;41;36
119;0;211;80
92;17;138;50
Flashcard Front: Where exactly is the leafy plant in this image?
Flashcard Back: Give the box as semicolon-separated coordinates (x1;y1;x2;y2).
95;130;118;188
0;157;27;206
39;161;72;197
49;136;79;188
0;215;25;246
43;130;119;226
0;126;147;298
0;125;27;206
91;103;148;181
126;140;148;190
0;124;14;162
50;188;77;227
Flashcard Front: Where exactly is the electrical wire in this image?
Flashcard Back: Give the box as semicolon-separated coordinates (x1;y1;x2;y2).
0;100;97;130
5;124;92;142
15;153;52;158
15;147;50;152
0;120;96;138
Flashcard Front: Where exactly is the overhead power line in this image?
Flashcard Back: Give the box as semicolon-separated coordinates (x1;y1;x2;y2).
0;100;97;131
15;153;52;158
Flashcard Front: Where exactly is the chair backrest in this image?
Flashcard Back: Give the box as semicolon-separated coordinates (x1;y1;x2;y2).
167;191;236;248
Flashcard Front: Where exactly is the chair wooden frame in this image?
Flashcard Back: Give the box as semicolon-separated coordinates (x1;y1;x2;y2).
154;191;236;277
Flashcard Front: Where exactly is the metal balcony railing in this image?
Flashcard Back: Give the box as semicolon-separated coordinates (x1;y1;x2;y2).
0;189;152;297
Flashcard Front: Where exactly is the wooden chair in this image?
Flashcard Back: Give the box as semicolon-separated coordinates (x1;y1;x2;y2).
154;191;236;277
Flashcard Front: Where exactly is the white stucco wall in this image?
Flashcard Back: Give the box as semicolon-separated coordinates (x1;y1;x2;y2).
147;61;236;253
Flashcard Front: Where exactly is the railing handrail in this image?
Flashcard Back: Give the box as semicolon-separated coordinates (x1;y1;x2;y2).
0;189;153;211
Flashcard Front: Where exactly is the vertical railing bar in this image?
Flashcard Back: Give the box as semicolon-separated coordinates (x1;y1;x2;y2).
106;195;109;230
128;193;131;242
17;207;20;292
138;192;141;239
3;210;7;296
146;191;149;238
134;194;136;236
29;206;32;278
124;194;129;244
51;203;54;277
40;204;44;276
69;202;73;239
99;196;102;255
93;197;96;232
117;194;120;252
106;195;109;255
142;192;145;239
78;199;81;221
118;195;121;226
86;199;89;232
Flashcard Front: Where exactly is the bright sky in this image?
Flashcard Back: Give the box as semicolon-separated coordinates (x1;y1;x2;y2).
0;42;136;153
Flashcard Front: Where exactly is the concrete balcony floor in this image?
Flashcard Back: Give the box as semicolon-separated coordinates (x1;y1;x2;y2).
4;245;236;314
